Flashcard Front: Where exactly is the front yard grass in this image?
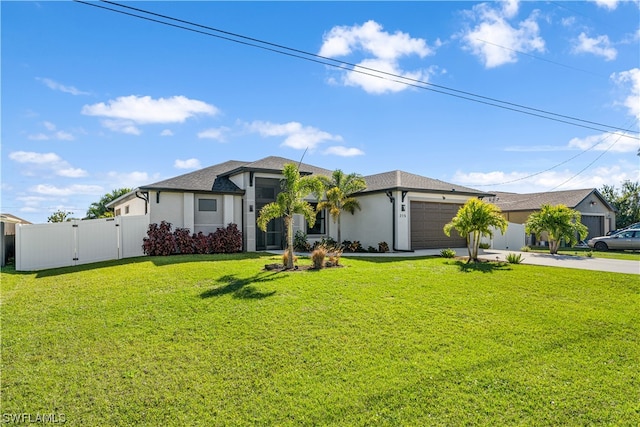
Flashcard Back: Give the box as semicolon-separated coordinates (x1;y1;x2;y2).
2;254;638;426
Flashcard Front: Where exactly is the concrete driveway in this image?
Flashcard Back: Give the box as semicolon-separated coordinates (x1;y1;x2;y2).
337;248;640;275
477;249;640;275
272;248;640;275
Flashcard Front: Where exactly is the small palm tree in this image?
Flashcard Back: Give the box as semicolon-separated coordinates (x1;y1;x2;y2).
443;198;508;263
525;204;588;254
257;163;324;269
317;170;367;244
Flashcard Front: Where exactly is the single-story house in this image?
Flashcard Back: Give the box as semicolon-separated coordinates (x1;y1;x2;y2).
1;213;31;267
486;189;616;244
108;156;493;252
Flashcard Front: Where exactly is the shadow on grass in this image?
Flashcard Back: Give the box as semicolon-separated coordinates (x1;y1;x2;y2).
346;256;439;264
447;260;513;273
2;253;268;279
200;272;279;300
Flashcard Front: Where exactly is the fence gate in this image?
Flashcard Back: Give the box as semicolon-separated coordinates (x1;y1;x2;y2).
16;215;149;271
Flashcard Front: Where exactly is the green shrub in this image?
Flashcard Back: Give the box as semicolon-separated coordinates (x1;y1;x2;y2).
586;250;593;258
440;248;456;258
479;242;490;249
506;253;524;264
520;246;531;252
294;230;311;252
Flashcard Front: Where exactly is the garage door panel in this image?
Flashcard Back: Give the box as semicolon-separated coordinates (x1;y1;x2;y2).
410;201;466;249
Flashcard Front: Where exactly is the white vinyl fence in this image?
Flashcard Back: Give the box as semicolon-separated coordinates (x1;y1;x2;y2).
16;215;149;271
481;222;526;251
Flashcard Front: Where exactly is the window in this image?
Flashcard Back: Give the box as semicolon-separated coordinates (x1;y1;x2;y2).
115;208;121;216
307;204;325;235
198;199;217;212
124;205;130;214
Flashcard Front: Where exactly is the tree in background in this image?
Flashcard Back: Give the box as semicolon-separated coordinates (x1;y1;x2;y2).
257;163;324;269
317;169;367;244
47;210;73;223
85;188;132;219
443;198;508;263
600;181;640;229
525;204;588;255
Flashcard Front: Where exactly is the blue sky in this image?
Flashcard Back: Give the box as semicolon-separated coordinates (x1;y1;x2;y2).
2;0;639;223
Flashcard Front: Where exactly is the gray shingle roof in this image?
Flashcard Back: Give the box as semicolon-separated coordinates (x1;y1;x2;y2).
141;160;247;192
361;170;491;196
220;156;333;177
139;157;332;193
486;188;609;211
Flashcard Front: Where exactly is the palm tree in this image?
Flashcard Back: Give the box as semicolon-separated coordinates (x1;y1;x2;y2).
525;204;588;254
317;170;367;244
443;198;508;263
257;163;324;269
85;188;132;219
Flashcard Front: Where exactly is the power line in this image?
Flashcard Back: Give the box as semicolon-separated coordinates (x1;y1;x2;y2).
73;0;640;139
473;119;638;188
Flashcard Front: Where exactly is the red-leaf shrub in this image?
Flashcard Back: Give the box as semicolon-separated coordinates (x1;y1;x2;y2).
210;223;243;253
174;227;194;254
142;222;242;256
142;221;176;256
192;232;210;254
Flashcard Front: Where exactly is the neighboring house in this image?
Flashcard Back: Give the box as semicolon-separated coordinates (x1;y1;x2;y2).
1;213;31;267
486;189;616;244
108;156;493;252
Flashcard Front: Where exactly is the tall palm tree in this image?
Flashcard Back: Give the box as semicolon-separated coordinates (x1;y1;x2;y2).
317;170;367;245
443;198;508;263
85;188;132;219
257;163;324;269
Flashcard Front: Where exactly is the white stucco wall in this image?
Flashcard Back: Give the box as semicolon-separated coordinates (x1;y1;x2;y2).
112;196;146;217
150;191;184;228
340;193;392;249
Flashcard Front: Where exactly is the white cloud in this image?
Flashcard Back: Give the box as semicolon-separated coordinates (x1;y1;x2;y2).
572;33;617;61
247;121;343;150
592;0;619;10
611;68;640;120
174;158;202;169
57;168;89;178
461;2;545;68
318;20;435;94
323;146;365;157
9;151;87;178
568;132;639;153
106;171;160;188
9;151;62;164
83;95;217;124
160;129;174;137
36;77;90;96
27;121;76;141
197;127;230;142
102;119;141;135
31;184;104;197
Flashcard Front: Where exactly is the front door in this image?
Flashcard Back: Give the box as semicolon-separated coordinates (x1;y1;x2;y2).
255;178;284;250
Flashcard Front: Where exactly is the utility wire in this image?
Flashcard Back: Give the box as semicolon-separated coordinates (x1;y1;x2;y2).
73;0;639;139
474;119;638;188
546;119;639;191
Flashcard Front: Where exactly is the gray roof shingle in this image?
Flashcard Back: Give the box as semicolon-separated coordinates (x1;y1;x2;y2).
486;189;610;211
361;170;490;196
141;160;247;192
139;157;332;193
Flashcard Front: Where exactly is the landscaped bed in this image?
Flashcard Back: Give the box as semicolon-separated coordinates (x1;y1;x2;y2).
2;254;638;426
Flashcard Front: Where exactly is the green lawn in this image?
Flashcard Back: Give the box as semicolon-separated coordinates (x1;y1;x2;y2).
2;254;638;426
